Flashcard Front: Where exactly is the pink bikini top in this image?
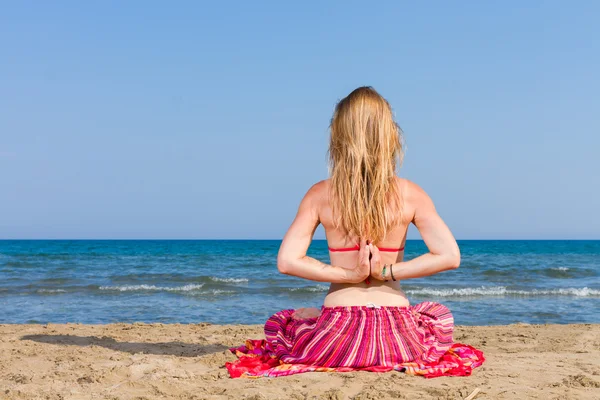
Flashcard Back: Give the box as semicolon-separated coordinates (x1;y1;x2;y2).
328;245;405;252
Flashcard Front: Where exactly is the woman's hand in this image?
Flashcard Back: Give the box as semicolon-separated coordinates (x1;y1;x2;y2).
369;244;387;281
344;239;371;283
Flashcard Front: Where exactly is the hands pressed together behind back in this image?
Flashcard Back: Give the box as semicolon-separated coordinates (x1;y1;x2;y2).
346;240;389;284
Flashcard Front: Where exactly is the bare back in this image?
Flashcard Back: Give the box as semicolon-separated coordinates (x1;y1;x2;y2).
277;175;459;308
313;177;412;306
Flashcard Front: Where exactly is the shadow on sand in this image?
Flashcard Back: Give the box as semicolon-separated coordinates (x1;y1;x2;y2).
21;334;229;357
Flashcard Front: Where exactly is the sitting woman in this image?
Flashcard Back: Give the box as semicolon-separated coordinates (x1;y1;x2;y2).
227;87;484;378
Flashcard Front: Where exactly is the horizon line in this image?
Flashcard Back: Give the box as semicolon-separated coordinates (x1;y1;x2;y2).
1;238;599;241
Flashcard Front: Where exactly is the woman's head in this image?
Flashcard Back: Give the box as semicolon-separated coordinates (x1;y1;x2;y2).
328;86;404;243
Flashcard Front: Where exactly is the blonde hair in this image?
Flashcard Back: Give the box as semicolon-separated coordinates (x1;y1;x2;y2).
328;86;404;244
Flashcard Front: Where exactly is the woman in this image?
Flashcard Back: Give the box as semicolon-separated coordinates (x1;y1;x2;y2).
227;87;484;378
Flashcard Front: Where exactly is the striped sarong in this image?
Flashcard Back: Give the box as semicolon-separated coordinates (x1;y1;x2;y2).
226;302;485;378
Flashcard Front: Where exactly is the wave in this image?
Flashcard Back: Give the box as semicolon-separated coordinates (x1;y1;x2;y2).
482;266;596;279
289;285;329;293
98;284;205;292
23;284;236;296
107;273;251;285
202;289;236;295
406;286;600;297
209;277;249;283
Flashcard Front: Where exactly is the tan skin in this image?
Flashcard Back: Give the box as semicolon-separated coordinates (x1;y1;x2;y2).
277;177;460;320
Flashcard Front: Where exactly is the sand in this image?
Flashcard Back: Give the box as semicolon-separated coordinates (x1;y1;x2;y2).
1;323;599;400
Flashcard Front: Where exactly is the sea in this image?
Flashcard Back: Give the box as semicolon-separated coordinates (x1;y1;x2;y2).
0;240;598;326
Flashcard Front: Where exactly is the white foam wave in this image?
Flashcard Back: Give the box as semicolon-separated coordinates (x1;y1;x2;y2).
37;289;67;293
526;287;600;296
99;284;204;292
210;277;249;283
203;289;236;295
551;267;569;271
406;286;600;297
407;286;509;297
290;285;329;292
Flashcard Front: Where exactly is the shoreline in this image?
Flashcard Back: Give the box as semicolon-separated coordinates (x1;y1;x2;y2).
1;323;599;399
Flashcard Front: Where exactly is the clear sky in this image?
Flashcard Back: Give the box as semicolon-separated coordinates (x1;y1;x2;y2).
1;1;598;240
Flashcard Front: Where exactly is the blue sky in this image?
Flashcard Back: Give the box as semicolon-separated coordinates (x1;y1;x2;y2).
1;1;598;240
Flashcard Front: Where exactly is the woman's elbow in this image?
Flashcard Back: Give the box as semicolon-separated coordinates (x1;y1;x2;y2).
277;254;293;275
446;251;461;270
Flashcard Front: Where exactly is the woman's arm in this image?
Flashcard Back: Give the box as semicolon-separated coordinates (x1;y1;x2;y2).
370;181;460;280
277;183;370;283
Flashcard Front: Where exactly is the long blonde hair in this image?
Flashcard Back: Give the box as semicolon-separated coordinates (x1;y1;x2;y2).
328;86;404;244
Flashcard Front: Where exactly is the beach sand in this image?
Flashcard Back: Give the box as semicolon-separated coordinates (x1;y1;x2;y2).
1;323;599;400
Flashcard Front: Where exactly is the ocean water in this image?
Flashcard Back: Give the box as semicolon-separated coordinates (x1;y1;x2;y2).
0;240;598;326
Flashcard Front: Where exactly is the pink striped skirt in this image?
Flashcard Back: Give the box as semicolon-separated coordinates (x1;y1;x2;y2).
226;302;484;378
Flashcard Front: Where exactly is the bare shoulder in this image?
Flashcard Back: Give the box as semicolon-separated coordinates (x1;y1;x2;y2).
393;177;435;218
305;179;329;196
395;178;429;200
302;179;329;207
310;179;329;191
